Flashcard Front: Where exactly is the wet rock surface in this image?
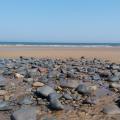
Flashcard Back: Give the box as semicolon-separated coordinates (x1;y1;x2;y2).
0;57;120;119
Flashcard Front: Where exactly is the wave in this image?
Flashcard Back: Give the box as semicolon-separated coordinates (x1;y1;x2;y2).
0;42;119;47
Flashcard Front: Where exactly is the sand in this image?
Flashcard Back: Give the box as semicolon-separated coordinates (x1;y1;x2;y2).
0;46;120;62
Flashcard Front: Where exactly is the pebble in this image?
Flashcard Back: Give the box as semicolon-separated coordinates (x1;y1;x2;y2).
36;85;55;97
11;107;36;120
0;100;11;111
60;80;80;88
15;73;24;79
32;82;44;87
102;104;120;114
108;75;119;82
49;99;64;110
76;84;91;95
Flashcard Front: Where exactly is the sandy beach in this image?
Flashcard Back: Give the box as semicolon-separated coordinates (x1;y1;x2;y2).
0;46;120;62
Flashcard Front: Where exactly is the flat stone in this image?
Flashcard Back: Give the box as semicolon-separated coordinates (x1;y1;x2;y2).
102;104;120;114
32;82;44;87
37;85;55;97
0;101;11;111
11;107;36;120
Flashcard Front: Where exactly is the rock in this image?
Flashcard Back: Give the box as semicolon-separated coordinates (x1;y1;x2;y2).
23;78;34;84
102;104;120;114
109;83;120;89
11;107;36;120
92;74;101;81
63;93;72;100
0;90;6;96
36;85;55;97
26;69;40;78
83;97;97;105
67;71;76;78
18;97;33;105
3;69;13;75
38;67;48;73
60;80;80;88
0;76;6;88
0;101;11;111
76;84;91;95
32;82;44;87
15;73;24;79
111;64;120;70
49;99;64;110
39;76;49;83
108;75;119;82
48;93;62;101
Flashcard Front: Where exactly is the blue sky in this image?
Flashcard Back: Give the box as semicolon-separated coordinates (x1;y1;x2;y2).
0;0;120;43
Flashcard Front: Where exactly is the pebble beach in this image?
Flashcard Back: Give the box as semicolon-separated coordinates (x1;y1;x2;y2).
0;47;120;120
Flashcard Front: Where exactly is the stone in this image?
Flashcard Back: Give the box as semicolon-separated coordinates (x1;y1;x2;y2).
26;69;40;78
108;75;119;82
0;76;6;88
32;82;44;87
49;99;64;110
18;97;33;105
48;93;62;101
76;84;91;95
0;101;11;111
111;64;120;70
109;83;120;89
92;74;101;81
102;104;120;114
60;80;80;88
63;93;72;100
23;78;34;84
15;73;24;79
11;107;36;120
0;90;6;96
37;85;55;97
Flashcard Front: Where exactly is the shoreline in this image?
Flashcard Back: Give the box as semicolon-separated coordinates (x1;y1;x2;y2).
0;46;120;62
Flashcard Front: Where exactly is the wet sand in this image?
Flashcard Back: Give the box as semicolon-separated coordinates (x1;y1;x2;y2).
0;46;120;62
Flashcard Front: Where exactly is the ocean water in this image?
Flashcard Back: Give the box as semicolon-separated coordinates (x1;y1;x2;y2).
0;42;120;48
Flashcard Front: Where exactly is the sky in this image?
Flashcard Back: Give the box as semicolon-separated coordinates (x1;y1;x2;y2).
0;0;120;43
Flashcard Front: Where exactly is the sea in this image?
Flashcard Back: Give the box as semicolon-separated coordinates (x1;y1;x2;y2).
0;42;120;48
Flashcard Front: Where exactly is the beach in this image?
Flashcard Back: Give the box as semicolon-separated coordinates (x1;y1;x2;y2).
0;46;120;120
0;46;120;62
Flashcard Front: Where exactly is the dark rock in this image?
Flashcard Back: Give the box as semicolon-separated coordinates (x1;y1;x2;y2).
76;84;91;95
49;99;64;110
37;85;55;97
11;107;36;120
